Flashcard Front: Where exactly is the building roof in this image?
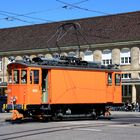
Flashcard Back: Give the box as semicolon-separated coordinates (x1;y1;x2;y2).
0;11;140;53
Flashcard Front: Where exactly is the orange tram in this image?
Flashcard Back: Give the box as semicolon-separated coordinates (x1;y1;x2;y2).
4;56;122;120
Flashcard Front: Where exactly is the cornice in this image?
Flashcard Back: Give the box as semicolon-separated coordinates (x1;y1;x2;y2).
0;40;140;57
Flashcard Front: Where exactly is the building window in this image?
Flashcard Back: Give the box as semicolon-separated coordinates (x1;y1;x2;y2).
122;73;131;79
122;85;132;97
102;59;112;65
53;53;60;58
121;57;131;64
68;52;76;57
102;49;112;65
120;48;131;65
84;50;93;61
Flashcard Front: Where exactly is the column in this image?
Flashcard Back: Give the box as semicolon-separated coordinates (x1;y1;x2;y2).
131;47;139;70
93;50;102;62
112;48;120;65
132;84;136;103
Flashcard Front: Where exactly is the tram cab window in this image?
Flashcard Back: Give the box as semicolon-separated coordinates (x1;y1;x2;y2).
108;73;112;85
30;70;39;84
14;70;19;84
30;71;33;84
34;70;39;84
115;74;121;86
9;75;12;84
8;70;12;84
21;70;27;84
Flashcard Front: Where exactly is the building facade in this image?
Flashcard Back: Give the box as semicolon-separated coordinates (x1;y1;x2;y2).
0;11;140;103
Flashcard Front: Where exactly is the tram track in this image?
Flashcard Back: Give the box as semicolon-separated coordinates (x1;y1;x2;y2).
1;120;140;140
0;113;140;140
0;120;114;140
0;119;136;140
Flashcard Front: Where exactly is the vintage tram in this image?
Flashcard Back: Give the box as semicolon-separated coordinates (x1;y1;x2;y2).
4;56;122;120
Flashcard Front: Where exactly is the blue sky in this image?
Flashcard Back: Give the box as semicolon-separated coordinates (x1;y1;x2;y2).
0;0;140;29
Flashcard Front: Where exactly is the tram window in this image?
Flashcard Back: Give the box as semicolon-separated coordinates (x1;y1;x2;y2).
14;70;19;84
115;74;121;86
8;70;12;84
21;70;27;84
108;73;112;85
33;70;39;84
9;75;12;84
30;71;33;84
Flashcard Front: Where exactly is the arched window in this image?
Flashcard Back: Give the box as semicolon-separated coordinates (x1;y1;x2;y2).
120;48;131;65
38;54;44;58
102;49;112;65
8;56;15;63
83;50;93;61
68;52;76;57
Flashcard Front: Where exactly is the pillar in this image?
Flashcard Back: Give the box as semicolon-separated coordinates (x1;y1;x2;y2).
132;84;136;103
93;50;102;62
112;48;120;65
131;47;139;70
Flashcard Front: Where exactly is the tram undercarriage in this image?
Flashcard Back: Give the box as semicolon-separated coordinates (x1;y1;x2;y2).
9;103;112;121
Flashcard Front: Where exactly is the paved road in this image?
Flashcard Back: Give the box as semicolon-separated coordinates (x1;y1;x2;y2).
0;113;11;122
0;111;140;140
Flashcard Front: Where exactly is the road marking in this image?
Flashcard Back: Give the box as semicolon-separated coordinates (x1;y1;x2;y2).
57;121;91;125
109;124;133;127
74;128;102;132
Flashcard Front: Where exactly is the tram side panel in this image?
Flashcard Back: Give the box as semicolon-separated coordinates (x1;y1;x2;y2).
49;69;108;104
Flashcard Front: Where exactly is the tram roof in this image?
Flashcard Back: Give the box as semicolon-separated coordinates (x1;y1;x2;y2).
7;61;121;72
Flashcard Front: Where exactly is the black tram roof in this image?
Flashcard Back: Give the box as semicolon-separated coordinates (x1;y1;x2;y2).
7;56;121;72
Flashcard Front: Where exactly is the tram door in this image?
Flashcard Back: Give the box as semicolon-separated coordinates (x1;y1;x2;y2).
42;69;48;103
29;68;42;104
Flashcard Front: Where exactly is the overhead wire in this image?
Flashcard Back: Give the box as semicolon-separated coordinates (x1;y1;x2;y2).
0;0;89;24
0;0;139;26
0;0;139;47
56;0;139;22
56;0;109;15
0;10;54;23
0;12;34;24
56;0;140;39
